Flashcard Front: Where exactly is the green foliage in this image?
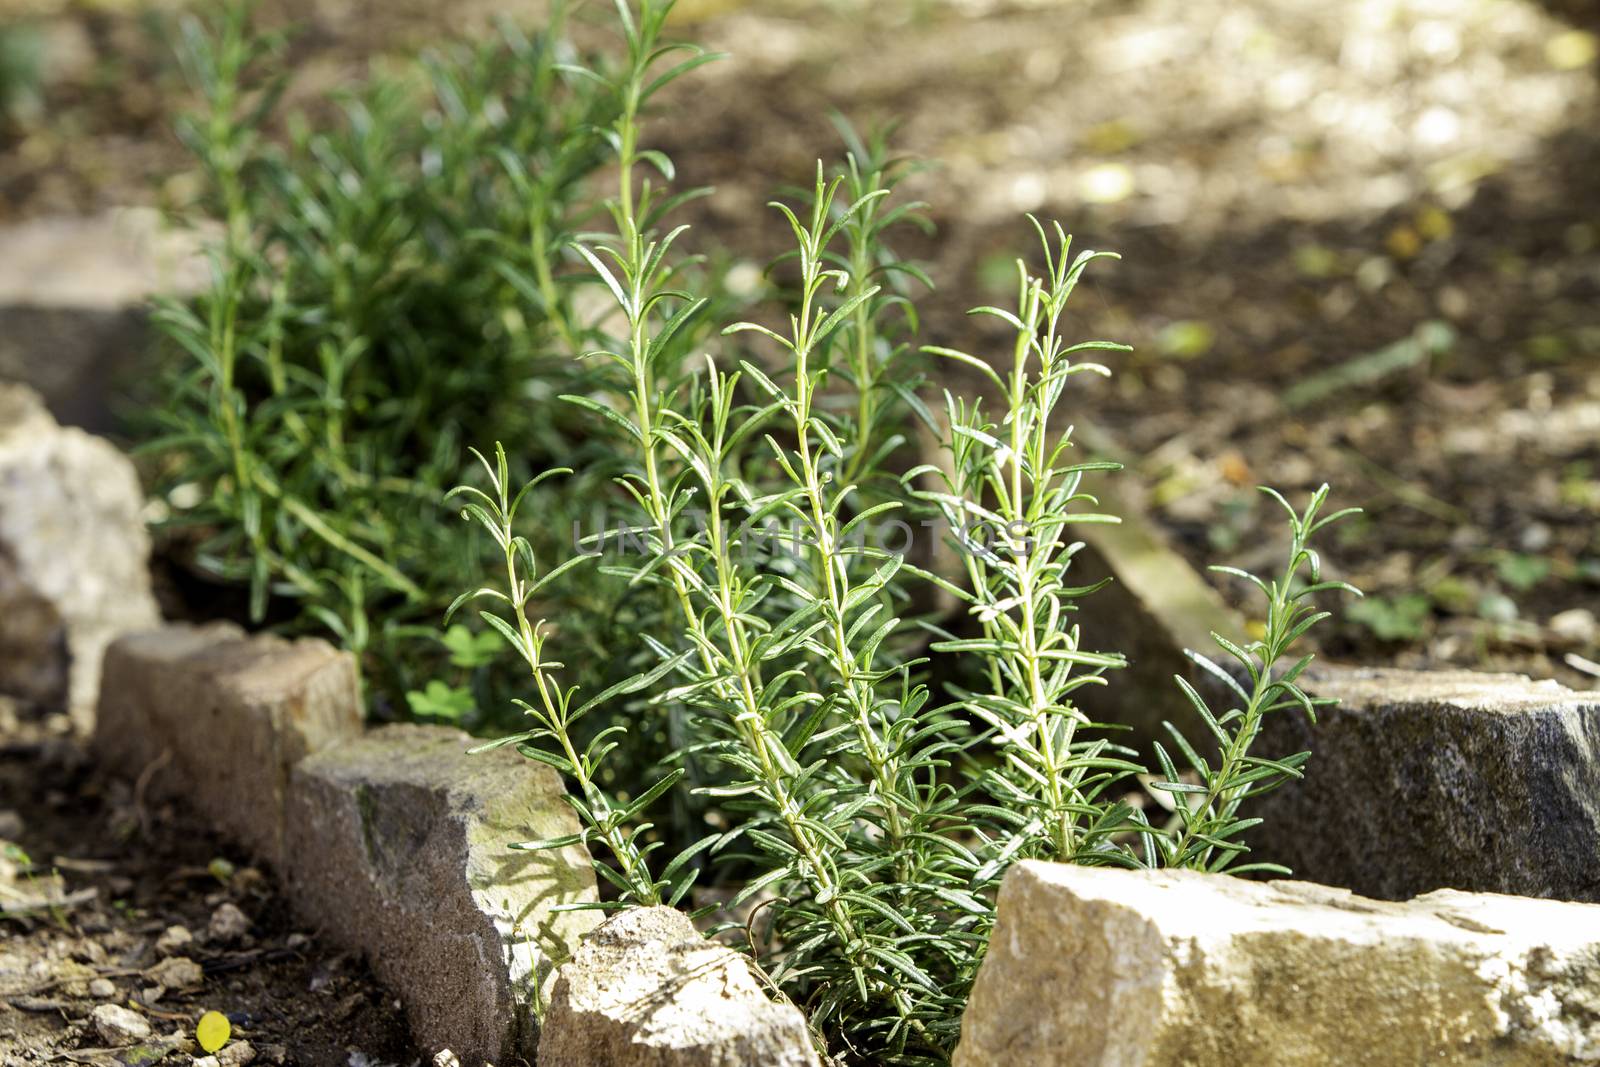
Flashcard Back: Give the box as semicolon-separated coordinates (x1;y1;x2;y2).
1494;551;1552;592
1147;486;1362;874
404;680;476;723
0;22;42;126
916;220;1136;871
1347;592;1432;641
447;3;1362;1063
150;0;1363;1060
144;1;671;719
452;444;685;908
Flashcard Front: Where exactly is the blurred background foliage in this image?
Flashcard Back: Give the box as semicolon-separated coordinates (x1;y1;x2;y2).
1;0;1597;695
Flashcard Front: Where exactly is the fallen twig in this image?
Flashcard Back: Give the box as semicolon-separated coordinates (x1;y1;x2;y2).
0;886;97;915
131;750;172;840
50;856;118;874
1566;652;1600;679
1;966;151;998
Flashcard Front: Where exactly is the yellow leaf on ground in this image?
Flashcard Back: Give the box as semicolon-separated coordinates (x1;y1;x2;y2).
196;1011;230;1053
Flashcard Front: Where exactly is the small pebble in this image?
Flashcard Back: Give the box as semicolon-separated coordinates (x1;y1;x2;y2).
91;1003;152;1045
208;903;250;944
1551;608;1599;648
147;956;204;991
192;1057;220;1067
0;809;22;838
433;1050;461;1067
72;941;109;965
285;932;311;952
139;984;166;1005
87;978;116;998
155;925;194;957
255;1046;287;1065
218;1039;257;1066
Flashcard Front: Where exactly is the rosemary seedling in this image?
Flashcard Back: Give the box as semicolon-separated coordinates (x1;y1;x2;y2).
1146;485;1362;873
914;220;1142;869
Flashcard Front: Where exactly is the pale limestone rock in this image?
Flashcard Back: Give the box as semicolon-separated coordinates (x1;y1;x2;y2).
539;906;820;1067
208;902;250;944
0;210;208;432
146;956;203;991
0;383;159;726
217;1039;256;1066
0;210;206;310
154;925;194;958
956;861;1600;1067
90;1003;152;1045
285;725;601;1066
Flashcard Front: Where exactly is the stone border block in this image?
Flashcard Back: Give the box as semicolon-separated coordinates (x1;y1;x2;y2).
1249;664;1600;902
539;906;820;1067
956;861;1600;1066
286;724;601;1065
93;622;362;868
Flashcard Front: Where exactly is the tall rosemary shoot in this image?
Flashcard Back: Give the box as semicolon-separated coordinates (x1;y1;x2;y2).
915;220;1142;869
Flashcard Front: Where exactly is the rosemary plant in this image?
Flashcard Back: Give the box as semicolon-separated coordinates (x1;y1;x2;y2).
1145;484;1361;873
145;1;626;724
444;3;1359;1060
815;122;933;496
138;0;1367;1060
561;7;940;1045
914;220;1141;870
448;444;692;909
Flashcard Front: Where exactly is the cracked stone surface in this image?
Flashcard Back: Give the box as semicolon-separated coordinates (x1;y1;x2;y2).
286;725;601;1066
956;861;1600;1067
539;906;820;1067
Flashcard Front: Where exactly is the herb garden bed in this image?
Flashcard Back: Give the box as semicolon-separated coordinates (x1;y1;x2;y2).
9;382;1600;1065
4;1;1600;1064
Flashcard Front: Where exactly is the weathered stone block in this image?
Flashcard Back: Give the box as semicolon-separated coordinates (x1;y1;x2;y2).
0;383;160;726
956;861;1600;1067
0;210;207;432
285;725;601;1066
539;906;820;1067
1248;664;1600;902
93;622;362;867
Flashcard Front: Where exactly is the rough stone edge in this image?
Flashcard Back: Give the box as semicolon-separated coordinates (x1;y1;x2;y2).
92;622;361;869
91;624;603;1065
284;724;601;1065
955;860;1600;1067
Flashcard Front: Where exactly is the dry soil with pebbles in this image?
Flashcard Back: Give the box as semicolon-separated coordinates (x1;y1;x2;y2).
0;699;417;1067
